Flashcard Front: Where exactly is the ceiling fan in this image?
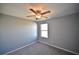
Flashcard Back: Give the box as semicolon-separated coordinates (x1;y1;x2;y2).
27;8;51;20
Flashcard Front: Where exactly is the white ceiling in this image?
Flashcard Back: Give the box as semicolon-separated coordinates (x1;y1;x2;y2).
0;3;79;21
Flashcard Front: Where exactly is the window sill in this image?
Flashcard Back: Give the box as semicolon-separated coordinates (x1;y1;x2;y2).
41;37;48;39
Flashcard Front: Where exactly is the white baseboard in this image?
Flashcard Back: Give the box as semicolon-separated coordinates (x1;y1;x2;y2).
39;40;79;55
3;41;37;55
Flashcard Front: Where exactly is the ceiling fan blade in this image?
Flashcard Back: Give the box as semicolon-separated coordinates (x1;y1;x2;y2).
29;9;37;15
42;16;48;18
41;11;51;15
27;15;35;17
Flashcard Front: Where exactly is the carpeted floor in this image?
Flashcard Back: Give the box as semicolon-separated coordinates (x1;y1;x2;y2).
7;42;74;55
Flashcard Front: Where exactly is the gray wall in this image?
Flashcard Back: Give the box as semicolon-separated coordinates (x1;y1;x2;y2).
38;13;79;54
0;14;37;54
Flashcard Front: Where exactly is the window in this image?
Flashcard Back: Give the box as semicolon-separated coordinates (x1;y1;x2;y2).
40;23;48;38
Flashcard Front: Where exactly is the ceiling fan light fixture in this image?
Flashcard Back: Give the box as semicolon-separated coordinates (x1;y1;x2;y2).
27;8;51;20
36;14;41;19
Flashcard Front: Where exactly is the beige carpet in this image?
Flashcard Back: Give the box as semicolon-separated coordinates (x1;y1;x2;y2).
8;42;74;55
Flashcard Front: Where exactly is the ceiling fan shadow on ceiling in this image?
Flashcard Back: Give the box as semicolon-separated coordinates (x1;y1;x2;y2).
27;8;51;20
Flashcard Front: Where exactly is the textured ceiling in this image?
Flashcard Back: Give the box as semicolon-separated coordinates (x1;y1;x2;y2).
0;3;79;21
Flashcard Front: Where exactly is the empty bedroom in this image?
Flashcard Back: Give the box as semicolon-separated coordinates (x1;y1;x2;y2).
0;3;79;55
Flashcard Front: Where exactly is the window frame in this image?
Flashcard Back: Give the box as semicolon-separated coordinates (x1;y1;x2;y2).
40;23;48;38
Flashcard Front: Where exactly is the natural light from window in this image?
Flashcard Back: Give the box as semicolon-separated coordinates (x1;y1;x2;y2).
40;23;48;38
